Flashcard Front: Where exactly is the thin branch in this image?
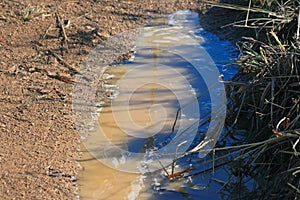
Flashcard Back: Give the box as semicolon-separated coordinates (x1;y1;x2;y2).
297;5;300;40
208;2;285;18
47;50;80;74
245;0;251;26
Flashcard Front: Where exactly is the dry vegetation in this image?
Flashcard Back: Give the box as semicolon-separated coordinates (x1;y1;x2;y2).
223;0;300;198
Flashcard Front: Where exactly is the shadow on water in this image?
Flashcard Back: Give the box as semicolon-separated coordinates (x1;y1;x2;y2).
78;10;241;200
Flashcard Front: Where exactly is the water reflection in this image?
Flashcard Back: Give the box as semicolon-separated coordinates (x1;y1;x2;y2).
78;10;238;200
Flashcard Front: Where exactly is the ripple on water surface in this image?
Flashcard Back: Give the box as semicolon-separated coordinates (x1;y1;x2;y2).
78;10;238;200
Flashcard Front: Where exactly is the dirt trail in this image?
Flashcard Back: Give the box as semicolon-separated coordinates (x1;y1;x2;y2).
0;0;214;199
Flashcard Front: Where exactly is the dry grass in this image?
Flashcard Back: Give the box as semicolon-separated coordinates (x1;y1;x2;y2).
222;0;300;199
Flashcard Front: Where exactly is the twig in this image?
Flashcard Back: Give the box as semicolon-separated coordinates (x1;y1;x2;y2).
221;18;285;29
245;0;251;27
271;77;275;126
287;183;300;194
270;31;285;52
292;138;299;156
55;12;68;42
171;81;219;132
45;71;74;84
55;12;69;54
47;50;80;74
265;99;286;109
276;117;287;131
297;5;300;40
158;159;169;177
208;2;285;18
42;24;52;39
171;107;181;133
232;91;246;127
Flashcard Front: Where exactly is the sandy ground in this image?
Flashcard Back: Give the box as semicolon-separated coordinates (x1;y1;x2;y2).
0;0;223;199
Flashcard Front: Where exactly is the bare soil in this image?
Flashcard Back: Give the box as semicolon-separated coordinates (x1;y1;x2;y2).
0;0;221;199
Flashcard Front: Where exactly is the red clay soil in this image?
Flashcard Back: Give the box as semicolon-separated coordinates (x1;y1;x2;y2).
0;0;224;199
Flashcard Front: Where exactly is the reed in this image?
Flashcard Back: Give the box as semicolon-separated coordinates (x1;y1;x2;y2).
221;0;300;198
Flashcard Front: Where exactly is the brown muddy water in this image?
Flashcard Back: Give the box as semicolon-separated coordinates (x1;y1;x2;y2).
77;10;236;200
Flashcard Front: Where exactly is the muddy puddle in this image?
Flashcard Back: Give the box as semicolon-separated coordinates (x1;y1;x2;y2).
77;10;238;200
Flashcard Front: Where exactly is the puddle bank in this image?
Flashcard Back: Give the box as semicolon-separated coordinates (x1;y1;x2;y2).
77;10;238;200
